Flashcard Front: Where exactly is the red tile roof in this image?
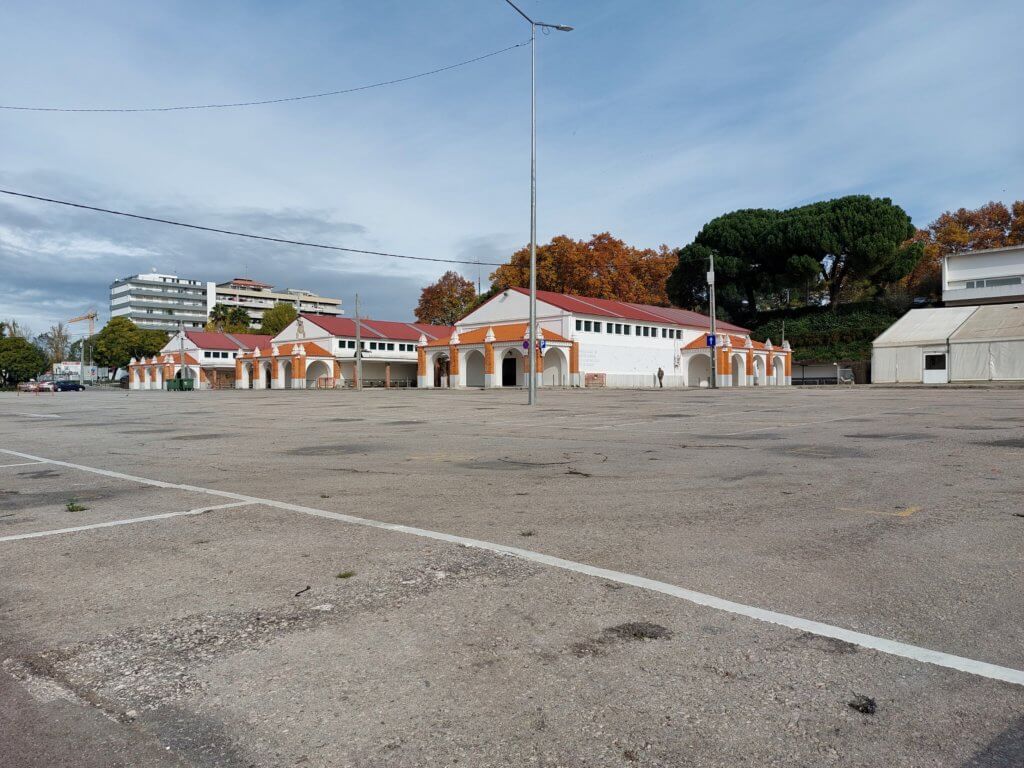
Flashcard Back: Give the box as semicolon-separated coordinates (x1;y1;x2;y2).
301;314;451;341
184;331;272;351
508;288;749;333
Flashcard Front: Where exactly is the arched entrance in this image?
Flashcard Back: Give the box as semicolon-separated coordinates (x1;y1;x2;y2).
501;349;524;387
433;354;450;388
731;354;745;387
542;348;567;387
261;361;272;389
280;360;293;389
773;356;785;385
687;354;711;387
753;356;765;385
305;359;332;388
464;350;485;388
155;367;164;390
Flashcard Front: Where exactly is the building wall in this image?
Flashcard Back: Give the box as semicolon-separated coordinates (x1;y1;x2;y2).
211;285;343;325
109;273;209;331
943;246;1024;305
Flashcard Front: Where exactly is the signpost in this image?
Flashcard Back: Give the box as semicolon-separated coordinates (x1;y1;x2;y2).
706;334;717;348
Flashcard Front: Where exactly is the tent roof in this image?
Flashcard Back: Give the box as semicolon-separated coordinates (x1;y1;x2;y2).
872;307;978;348
950;303;1024;343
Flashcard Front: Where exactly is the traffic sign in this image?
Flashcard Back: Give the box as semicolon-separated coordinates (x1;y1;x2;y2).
522;340;529;350
706;334;717;348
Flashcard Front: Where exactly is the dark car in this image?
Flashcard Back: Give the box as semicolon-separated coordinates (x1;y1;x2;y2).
54;381;86;392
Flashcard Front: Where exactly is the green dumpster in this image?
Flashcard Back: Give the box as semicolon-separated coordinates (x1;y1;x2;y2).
180;378;194;391
166;379;179;392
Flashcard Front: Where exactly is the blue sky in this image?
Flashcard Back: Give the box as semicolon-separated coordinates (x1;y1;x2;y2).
1;0;1021;335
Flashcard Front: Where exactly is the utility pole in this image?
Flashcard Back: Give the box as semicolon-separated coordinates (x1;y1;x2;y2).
354;293;362;391
179;320;186;387
782;288;790;346
79;334;85;386
708;253;717;389
503;0;572;405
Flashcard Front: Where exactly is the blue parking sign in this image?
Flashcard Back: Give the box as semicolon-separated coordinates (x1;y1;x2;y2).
706;334;717;348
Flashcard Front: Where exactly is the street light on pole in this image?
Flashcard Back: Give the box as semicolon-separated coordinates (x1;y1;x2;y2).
503;0;573;405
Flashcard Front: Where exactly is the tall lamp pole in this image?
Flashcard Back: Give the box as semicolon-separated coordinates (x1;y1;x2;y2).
503;0;573;405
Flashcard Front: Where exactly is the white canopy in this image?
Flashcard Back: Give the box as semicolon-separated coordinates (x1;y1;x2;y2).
872;307;978;349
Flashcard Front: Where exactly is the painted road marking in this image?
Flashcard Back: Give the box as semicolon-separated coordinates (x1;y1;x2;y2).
24;413;61;419
0;462;43;469
0;501;252;542
2;447;1022;687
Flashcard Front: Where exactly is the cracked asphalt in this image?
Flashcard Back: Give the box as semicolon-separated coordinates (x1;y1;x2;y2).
1;385;1022;767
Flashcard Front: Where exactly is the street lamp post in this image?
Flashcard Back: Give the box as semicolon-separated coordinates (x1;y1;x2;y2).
503;0;573;405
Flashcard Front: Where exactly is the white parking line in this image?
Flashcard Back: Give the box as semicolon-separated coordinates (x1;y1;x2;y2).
2;447;1022;687
24;413;61;419
0;462;43;469
0;501;252;542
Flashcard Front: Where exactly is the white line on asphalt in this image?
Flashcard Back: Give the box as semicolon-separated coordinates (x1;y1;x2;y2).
0;461;43;469
0;501;252;542
24;413;61;419
2;447;1022;687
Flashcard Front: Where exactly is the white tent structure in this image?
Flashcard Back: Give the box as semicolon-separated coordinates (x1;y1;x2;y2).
949;304;1024;381
872;307;977;383
872;304;1024;383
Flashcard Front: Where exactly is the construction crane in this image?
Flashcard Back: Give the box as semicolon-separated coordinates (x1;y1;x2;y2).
68;310;98;384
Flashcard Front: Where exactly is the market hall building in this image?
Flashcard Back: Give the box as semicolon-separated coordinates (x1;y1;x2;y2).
425;287;791;388
129;330;272;390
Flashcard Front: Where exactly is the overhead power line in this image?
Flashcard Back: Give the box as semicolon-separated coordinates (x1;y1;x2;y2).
0;189;505;266
0;41;529;113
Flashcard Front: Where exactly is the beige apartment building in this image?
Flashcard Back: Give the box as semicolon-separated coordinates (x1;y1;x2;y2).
211;277;344;325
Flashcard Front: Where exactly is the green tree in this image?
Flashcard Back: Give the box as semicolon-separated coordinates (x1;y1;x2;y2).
0;336;48;385
206;303;252;333
259;302;298;335
784;196;919;306
90;317;166;369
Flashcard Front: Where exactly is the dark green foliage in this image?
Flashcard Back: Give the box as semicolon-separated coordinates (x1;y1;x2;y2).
751;302;905;362
666;195;920;320
91;317;168;370
259;303;298;336
0;336;48;384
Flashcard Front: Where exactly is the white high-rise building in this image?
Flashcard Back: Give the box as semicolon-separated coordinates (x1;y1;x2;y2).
109;273;212;332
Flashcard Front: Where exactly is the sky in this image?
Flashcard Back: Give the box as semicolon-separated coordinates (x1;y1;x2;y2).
1;0;1021;337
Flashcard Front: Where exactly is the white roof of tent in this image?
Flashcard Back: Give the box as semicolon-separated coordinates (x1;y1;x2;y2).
872;307;978;348
950;303;1024;343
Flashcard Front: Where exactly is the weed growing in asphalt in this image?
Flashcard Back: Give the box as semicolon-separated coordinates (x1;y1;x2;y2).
65;500;88;512
336;570;356;580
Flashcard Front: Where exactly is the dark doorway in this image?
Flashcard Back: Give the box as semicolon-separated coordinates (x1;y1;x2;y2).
264;365;271;389
502;356;517;387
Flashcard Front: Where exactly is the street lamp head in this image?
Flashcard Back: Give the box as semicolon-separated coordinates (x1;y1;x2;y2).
553;24;574;32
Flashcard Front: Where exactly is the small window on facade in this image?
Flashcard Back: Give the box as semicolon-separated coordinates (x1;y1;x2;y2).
624;325;631;335
606;322;614;332
594;322;601;333
676;329;682;339
388;343;395;351
614;323;622;334
924;353;947;370
575;319;582;331
583;320;592;332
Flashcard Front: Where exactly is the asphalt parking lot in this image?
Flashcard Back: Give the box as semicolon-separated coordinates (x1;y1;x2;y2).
2;385;1023;767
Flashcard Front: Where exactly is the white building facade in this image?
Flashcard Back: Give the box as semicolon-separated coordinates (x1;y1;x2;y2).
110;272;212;332
447;288;789;388
943;245;1024;306
211;278;343;326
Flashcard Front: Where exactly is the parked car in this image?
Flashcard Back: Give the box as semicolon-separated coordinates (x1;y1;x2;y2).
17;381;41;392
54;380;86;392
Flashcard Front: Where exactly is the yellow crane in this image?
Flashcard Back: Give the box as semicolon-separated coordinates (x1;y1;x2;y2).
68;310;97;337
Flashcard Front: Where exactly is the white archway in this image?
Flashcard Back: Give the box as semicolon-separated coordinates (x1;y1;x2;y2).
773;356;785;385
259;361;272;389
279;360;293;389
155;367;164;390
464;350;485;388
305;359;332;388
753;355;765;385
687;354;711;387
500;348;525;387
731;353;746;387
542;347;567;387
238;361;252;389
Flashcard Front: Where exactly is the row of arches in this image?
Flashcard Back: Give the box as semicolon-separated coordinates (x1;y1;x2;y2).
236;359;335;389
686;353;787;386
430;346;569;388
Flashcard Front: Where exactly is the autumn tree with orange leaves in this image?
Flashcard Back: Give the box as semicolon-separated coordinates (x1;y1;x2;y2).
489;233;676;306
414;270;477;325
903;201;1024;299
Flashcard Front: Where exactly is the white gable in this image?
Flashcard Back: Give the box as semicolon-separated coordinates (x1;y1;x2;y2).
459;289;568;329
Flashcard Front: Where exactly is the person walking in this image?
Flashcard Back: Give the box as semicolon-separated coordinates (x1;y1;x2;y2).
657;367;664;388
